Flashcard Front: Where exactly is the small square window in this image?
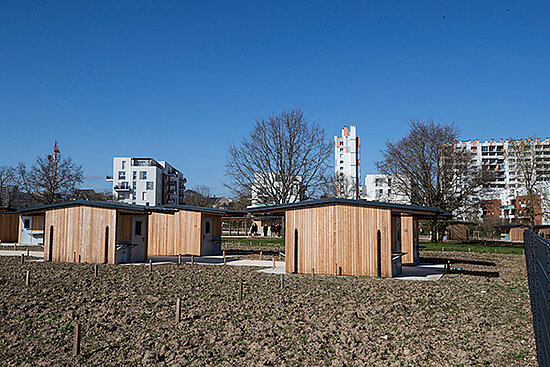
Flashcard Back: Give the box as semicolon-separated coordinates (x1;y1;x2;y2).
133;171;137;180
121;161;126;169
146;181;153;190
140;171;147;180
118;171;126;180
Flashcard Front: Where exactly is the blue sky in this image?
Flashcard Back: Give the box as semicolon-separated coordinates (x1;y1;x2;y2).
1;1;549;196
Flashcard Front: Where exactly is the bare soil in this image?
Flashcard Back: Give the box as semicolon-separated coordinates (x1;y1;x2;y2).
0;251;536;366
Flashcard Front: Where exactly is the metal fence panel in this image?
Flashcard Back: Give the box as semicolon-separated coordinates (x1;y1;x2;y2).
524;230;550;367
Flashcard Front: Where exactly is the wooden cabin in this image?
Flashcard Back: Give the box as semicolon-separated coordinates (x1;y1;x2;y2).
18;201;243;263
446;221;475;241
496;224;529;242
248;199;449;278
534;225;550;240
147;205;242;256
0;209;19;243
18;201;168;263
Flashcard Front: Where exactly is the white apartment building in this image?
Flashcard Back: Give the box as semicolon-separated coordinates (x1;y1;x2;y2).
456;138;550;224
250;172;303;206
362;174;410;204
334;125;360;198
107;157;187;206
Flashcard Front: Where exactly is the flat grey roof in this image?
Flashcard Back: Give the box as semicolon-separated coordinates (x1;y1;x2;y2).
17;201;246;216
160;205;244;216
17;200;176;214
247;198;451;218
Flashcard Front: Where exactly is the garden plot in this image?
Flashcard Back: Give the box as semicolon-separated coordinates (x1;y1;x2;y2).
0;251;536;366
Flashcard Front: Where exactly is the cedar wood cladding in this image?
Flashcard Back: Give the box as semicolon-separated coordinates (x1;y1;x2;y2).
510;227;526;242
148;210;201;256
0;212;19;242
285;203;394;277
147;210;223;256
401;215;418;265
44;206;117;264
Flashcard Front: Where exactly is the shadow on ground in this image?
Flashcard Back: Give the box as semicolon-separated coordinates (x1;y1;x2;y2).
420;256;496;267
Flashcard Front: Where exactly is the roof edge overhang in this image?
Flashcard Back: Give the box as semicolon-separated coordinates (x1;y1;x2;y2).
17;200;175;215
160;205;245;217
247;198;450;219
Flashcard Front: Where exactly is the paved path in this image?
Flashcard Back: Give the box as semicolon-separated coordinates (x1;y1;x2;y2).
0;250;44;258
0;250;442;280
394;264;445;281
123;255;286;273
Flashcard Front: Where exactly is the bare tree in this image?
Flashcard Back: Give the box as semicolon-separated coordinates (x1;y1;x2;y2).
322;174;360;199
0;166;16;207
16;154;84;204
507;138;550;227
184;185;215;208
225;109;332;205
70;189;116;202
376;119;492;241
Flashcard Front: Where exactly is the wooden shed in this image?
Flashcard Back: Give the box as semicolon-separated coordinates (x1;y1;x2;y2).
248;199;449;278
0;209;19;243
446;221;475;241
534;225;550;240
147;205;242;256
496;224;529;242
18;201;173;264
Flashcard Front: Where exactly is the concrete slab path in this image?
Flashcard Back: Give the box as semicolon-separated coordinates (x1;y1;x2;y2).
0;250;44;258
394;264;445;281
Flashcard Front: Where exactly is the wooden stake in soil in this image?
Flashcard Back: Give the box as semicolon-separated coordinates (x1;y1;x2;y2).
73;252;76;262
178;254;181;264
191;255;194;265
442;246;444;252
94;264;98;277
26;249;29;257
78;255;81;263
223;250;226;265
280;274;284;289
73;322;81;356
468;248;471;253
334;263;338;276
494;248;497;254
272;256;275;268
238;279;243;301
311;268;315;280
259;250;262;261
149;259;153;272
20;254;24;265
175;298;181;323
25;270;30;286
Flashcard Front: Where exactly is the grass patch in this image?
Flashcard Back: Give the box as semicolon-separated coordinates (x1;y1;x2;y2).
222;237;284;247
420;242;524;254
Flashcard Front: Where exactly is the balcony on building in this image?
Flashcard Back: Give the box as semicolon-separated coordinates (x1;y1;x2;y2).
114;183;131;192
131;158;161;168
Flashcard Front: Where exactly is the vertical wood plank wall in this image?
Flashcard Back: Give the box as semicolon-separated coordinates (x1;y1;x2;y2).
510;227;526;242
447;224;469;241
147;210;203;256
0;213;19;242
116;215;133;243
401;215;416;265
209;215;222;239
44;207;117;263
285;203;393;277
